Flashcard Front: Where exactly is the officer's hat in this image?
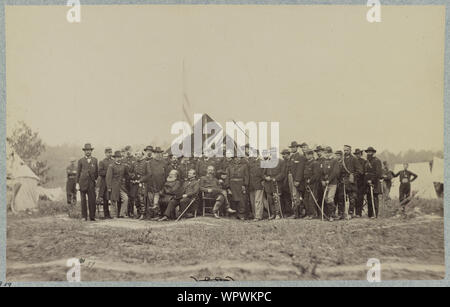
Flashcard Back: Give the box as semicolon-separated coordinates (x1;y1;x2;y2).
82;143;94;151
153;147;164;153
314;145;324;152
289;141;299;148
365;146;377;153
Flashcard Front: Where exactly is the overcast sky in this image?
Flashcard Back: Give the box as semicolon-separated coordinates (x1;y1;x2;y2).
6;5;445;153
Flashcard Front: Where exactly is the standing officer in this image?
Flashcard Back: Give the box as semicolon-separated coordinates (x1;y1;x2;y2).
248;149;265;221
318;146;340;222
340;145;361;218
121;146;135;217
353;148;366;217
146;146;168;218
288;142;306;217
262;149;287;219
66;158;78;205
303;149;321;220
106;151;129;218
381;161;395;201
130;151;147;219
139;145;154;219
76;143;98;221
226;156;250;220
393;163;418;212
364;147;383;219
97;148;113;219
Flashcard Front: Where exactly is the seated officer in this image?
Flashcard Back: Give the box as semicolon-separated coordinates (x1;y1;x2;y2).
200;165;236;219
160;169;200;221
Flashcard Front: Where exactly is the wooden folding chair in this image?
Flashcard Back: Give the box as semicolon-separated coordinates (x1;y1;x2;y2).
202;191;217;217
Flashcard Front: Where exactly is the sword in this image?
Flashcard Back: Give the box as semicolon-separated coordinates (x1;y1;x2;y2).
370;184;377;218
176;197;197;222
321;183;328;221
274;181;283;219
307;185;328;219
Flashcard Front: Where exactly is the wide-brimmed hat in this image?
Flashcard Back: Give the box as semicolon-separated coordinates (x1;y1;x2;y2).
324;146;333;153
289;141;299;148
335;150;343;155
281;149;290;155
104;147;112;153
314;145;324;152
82;143;94;151
153;146;164;153
144;145;154;152
365;146;377;153
354;148;362;155
300;142;308;147
113;150;122;158
305;149;314;155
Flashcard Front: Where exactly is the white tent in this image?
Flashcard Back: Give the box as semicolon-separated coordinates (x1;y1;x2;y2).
6;148;41;212
389;162;437;199
431;157;444;183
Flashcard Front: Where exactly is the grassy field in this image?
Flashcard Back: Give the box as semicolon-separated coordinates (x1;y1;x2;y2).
6;198;445;282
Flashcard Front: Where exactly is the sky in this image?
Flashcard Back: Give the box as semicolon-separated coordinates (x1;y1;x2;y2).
5;5;445;154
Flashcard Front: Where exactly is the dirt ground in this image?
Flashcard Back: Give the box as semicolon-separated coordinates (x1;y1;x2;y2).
6;202;445;282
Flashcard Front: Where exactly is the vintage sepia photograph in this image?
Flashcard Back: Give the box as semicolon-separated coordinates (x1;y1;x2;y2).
3;3;446;283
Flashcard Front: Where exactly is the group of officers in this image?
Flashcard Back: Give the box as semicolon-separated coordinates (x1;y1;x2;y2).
66;141;417;222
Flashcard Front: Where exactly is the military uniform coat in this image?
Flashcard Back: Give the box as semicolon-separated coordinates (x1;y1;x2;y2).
98;157;114;197
226;160;249;202
106;162;129;202
364;156;383;194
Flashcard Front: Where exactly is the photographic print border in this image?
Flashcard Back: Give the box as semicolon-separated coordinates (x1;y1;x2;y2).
0;0;448;287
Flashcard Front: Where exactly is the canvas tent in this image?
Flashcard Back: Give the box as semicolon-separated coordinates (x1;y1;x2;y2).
170;113;245;157
389;162;438;199
431;157;444;183
6;148;41;212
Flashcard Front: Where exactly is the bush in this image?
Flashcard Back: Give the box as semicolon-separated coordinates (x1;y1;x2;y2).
37;199;69;216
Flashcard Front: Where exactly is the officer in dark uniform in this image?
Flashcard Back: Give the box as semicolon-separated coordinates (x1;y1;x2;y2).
318;146;340;221
303;149;321;219
353;148;366;217
226;156;250;220
314;145;325;217
66;158;78;205
130;151;147;219
393;163;418;212
97;148;113;218
364;147;382;218
337;145;362;218
145;146;168;219
178;156;196;181
288;141;306;218
262;150;287;219
121;146;135;217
